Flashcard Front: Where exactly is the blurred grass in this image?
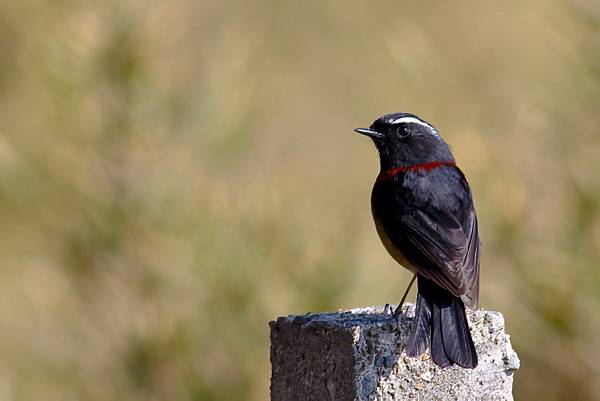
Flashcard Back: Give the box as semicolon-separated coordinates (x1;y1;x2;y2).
0;0;598;400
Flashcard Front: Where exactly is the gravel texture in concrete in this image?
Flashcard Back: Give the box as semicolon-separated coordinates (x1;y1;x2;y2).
270;304;519;401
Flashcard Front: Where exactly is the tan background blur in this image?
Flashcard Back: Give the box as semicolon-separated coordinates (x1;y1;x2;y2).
0;1;599;400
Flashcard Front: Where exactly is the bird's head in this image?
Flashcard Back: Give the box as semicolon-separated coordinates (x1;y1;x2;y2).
354;112;453;169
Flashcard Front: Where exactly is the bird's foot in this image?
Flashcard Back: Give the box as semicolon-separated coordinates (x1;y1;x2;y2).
393;303;404;317
383;303;393;315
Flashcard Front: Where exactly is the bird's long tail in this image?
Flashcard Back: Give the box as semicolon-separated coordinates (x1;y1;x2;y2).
405;276;478;368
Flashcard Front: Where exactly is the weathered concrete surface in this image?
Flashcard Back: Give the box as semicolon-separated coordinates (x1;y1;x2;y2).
270;304;519;401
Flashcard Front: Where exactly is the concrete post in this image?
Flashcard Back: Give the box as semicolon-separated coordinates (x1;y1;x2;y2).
270;304;519;401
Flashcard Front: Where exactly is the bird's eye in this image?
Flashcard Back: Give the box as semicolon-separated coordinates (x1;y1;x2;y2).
396;125;410;138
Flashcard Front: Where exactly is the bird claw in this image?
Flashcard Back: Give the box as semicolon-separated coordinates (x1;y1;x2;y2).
383;303;393;315
393;303;408;327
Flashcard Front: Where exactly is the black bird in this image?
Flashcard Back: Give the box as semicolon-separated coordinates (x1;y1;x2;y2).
355;112;480;368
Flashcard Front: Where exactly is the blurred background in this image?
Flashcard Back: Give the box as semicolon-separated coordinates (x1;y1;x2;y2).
0;0;598;400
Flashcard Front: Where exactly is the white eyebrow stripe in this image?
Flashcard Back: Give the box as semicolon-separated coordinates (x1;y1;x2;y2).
390;116;439;136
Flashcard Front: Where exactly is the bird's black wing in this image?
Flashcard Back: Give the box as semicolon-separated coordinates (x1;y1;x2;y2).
374;168;480;307
399;207;479;307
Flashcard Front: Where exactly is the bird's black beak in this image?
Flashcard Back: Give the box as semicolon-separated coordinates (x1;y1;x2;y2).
354;128;384;139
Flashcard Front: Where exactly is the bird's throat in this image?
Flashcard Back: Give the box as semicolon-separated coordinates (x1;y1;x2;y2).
377;161;456;183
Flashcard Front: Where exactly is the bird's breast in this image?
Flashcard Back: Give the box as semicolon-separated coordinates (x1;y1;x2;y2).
371;183;415;273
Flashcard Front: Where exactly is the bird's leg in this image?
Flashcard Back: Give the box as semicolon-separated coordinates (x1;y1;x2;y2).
393;274;417;317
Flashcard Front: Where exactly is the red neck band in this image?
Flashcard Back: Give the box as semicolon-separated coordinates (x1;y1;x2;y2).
377;161;456;182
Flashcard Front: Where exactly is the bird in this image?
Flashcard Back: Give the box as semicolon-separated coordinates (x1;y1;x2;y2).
354;112;480;369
